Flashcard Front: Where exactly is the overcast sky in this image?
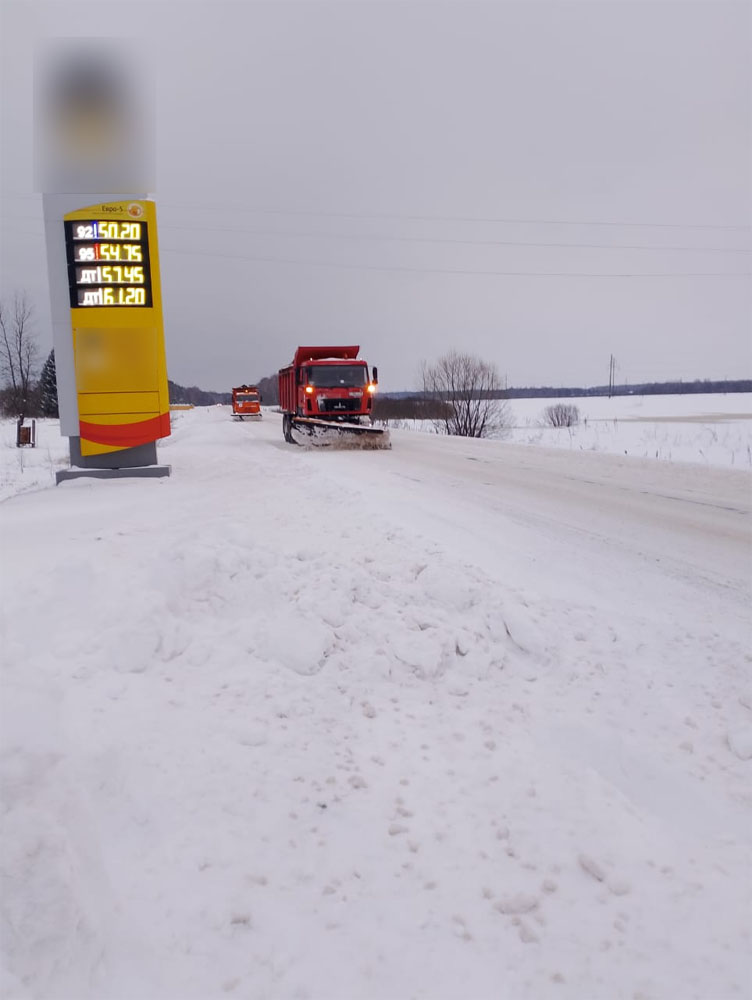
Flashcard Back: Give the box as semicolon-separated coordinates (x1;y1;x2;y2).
1;0;750;393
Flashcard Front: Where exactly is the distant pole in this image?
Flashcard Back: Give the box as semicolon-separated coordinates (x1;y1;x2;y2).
608;354;617;398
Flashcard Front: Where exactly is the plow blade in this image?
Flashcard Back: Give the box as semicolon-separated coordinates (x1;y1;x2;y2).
289;417;391;449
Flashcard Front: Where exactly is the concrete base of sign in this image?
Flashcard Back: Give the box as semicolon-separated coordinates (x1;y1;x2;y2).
56;437;171;483
56;464;171;484
68;437;160;469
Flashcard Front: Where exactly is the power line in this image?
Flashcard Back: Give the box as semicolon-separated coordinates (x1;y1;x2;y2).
3;216;749;254
4;190;751;231
160;244;750;278
6;218;748;260
157;221;752;254
156;201;752;232
3;217;749;274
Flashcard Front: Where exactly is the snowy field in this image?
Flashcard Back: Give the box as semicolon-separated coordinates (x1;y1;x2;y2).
1;397;751;1000
379;392;752;470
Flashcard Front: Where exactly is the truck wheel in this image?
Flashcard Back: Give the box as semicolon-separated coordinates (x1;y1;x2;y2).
283;414;294;443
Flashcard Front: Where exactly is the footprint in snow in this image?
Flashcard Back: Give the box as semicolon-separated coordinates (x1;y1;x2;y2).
727;727;752;760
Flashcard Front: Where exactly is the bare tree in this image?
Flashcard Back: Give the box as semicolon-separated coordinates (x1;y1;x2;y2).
543;403;580;427
421;350;510;438
0;293;39;418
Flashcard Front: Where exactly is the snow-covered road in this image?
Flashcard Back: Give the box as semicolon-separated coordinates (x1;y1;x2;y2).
1;408;750;1000
316;426;751;611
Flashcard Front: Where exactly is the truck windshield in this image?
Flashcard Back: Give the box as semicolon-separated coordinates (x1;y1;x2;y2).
307;365;367;387
235;394;258;402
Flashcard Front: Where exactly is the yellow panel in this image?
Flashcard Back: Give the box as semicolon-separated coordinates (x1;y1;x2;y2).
78;391;160;415
81;439;124;456
73;327;158;393
80;411;160;425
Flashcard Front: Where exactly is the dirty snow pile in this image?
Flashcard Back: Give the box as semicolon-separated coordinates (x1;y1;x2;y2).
1;404;750;1000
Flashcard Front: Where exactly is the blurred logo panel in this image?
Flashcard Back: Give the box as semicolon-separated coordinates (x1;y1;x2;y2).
35;39;154;193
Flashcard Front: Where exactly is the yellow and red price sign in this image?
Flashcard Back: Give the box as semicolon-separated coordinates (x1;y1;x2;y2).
64;199;170;455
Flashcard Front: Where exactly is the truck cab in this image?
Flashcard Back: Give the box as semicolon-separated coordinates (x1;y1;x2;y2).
232;385;262;420
298;358;375;418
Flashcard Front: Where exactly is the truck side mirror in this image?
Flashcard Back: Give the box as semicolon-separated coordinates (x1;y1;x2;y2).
372;366;378;384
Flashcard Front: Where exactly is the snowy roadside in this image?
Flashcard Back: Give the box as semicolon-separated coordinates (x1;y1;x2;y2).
2;394;750;507
378;393;752;469
0;418;70;503
1;406;751;1000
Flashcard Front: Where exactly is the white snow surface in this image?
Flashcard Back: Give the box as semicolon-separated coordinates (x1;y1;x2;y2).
1;396;751;1000
384;392;752;470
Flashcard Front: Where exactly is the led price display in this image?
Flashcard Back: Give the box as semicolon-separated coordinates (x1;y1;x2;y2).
73;243;143;262
65;219;152;308
71;221;143;241
75;265;145;285
76;287;148;307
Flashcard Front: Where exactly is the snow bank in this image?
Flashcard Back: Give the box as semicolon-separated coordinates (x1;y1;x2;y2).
1;404;750;1000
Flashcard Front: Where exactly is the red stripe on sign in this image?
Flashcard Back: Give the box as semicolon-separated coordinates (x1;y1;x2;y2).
80;412;171;448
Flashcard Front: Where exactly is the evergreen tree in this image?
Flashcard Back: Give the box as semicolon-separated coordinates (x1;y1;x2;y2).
39;349;59;417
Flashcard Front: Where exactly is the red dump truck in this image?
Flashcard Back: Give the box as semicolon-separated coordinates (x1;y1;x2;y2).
278;346;389;447
231;385;262;420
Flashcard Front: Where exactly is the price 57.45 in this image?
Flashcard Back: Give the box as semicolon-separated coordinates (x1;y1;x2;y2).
76;266;146;285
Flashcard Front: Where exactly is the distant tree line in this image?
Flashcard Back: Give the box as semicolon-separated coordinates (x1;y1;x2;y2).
500;379;751;399
254;374;279;406
372;395;453;422
169;373;279;407
382;378;751;402
168;381;231;406
164;373;752;423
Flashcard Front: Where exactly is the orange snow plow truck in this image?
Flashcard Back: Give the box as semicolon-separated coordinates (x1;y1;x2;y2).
278;346;389;448
231;385;262;420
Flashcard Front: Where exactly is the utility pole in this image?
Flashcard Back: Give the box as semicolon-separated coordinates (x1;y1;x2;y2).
608;354;617;398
